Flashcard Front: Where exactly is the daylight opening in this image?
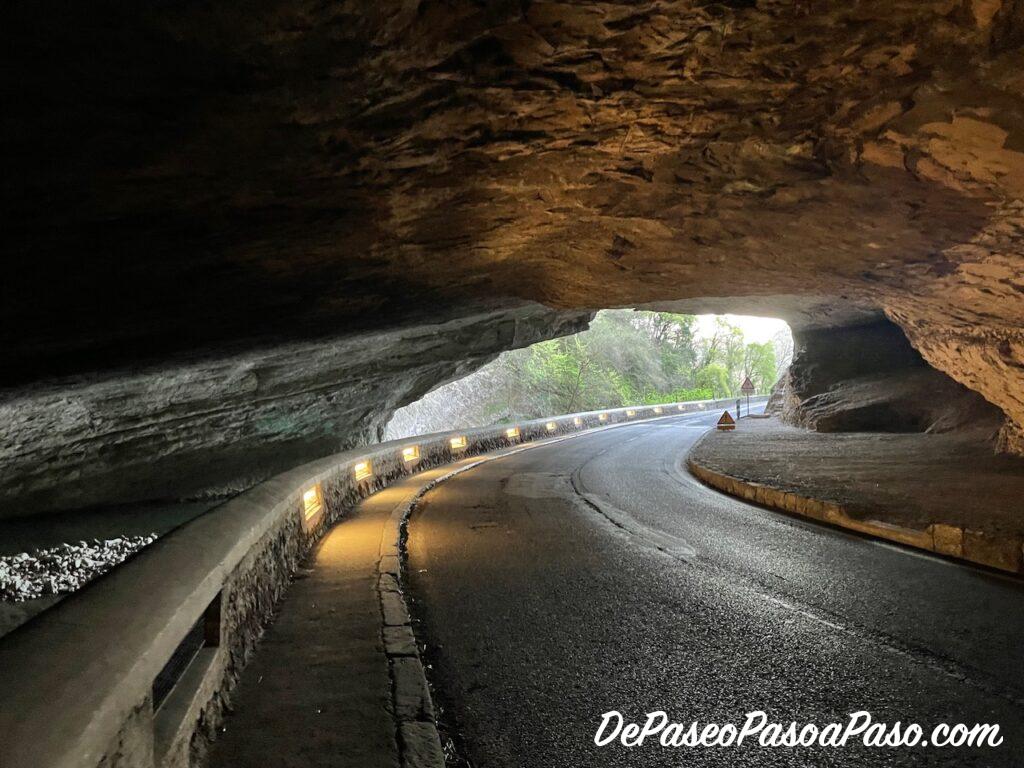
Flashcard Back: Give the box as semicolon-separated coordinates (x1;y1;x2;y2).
386;310;792;440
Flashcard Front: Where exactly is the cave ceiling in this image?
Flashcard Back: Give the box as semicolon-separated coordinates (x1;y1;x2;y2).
3;0;1024;511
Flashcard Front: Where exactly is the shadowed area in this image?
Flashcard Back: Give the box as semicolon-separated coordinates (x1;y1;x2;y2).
2;1;1024;518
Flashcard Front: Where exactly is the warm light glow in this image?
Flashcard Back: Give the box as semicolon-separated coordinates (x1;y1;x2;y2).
506;427;520;440
545;421;557;432
677;404;685;411
573;417;583;426
302;486;323;521
402;445;420;462
653;406;663;415
599;413;608;422
626;409;636;417
450;436;467;451
354;460;372;481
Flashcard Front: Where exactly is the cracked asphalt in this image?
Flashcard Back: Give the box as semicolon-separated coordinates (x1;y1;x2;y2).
405;410;1024;767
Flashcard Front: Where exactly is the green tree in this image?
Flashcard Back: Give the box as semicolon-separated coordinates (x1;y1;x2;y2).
389;309;789;437
695;363;731;399
743;342;778;393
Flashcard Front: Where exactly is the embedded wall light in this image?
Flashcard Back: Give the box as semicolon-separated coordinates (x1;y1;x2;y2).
573;417;583;426
402;445;420;462
450;436;468;451
354;461;372;481
302;485;323;521
506;427;521;440
546;422;557;432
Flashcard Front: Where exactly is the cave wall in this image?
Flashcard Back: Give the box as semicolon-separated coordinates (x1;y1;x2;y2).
3;0;1024;514
772;319;1005;439
0;305;589;518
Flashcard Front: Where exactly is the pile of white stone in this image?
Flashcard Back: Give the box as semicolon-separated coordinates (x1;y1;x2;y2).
0;535;157;602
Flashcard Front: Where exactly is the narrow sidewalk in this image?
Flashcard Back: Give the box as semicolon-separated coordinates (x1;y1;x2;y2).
207;465;459;768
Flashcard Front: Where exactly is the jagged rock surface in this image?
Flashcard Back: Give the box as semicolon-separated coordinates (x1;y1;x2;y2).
3;1;1024;512
772;320;1005;440
0;305;589;517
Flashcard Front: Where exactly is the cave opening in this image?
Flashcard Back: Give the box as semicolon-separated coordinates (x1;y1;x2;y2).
385;310;792;441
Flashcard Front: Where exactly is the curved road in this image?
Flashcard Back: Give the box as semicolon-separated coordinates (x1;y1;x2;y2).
406;410;1024;767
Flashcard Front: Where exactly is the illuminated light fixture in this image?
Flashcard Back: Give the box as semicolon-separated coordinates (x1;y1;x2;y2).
402;445;420;462
506;427;521;440
573;417;583;426
654;406;663;415
599;413;608;422
302;485;323;521
678;404;685;411
545;421;557;432
626;409;636;417
450;436;468;451
354;460;372;481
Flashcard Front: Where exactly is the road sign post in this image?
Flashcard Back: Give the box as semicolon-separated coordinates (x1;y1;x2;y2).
740;376;755;417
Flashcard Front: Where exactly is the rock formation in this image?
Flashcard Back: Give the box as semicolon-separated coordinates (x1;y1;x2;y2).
3;0;1023;514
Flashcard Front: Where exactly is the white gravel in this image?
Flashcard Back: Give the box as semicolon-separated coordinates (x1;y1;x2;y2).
0;535;157;602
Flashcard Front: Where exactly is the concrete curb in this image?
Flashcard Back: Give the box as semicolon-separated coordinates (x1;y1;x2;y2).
686;455;1024;576
375;458;500;768
375;444;578;767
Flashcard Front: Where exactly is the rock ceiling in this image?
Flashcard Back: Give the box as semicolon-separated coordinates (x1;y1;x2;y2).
2;0;1024;512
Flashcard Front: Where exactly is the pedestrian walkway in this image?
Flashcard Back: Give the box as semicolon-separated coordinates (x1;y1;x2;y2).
207;467;455;768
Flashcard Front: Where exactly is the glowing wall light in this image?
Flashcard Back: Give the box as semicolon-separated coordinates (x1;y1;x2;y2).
573;417;583;427
626;409;636;417
678;404;685;411
302;485;323;521
354;460;373;481
599;413;608;422
545;421;557;432
402;445;420;462
506;427;521;440
654;406;663;415
450;436;468;451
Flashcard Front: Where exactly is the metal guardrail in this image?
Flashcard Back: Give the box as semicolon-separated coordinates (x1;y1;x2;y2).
0;395;767;768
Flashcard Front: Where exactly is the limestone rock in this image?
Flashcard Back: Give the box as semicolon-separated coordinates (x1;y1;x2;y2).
2;1;1024;513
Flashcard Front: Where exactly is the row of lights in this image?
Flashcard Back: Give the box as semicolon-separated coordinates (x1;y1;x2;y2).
301;402;687;523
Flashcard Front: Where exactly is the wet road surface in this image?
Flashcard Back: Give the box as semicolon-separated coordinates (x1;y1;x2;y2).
405;411;1024;767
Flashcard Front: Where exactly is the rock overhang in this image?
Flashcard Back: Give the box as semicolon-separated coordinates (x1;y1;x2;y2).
3;0;1024;512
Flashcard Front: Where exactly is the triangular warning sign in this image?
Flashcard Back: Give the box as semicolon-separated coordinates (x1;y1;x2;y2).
717;410;736;430
740;376;755;394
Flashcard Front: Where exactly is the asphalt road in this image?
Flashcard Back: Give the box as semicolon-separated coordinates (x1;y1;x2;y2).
405;410;1024;768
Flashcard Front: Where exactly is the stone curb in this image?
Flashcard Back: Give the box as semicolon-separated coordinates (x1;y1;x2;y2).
373;444;581;768
686;455;1024;576
374;459;497;768
375;500;445;768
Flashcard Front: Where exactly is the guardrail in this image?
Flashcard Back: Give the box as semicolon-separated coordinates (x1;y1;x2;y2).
0;395;766;768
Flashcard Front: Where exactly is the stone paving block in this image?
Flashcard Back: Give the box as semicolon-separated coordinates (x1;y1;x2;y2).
392;657;434;721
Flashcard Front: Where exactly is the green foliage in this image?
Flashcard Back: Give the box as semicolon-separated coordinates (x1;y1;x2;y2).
643;387;714;405
743;341;778;393
694;364;731;399
474;310;782;422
